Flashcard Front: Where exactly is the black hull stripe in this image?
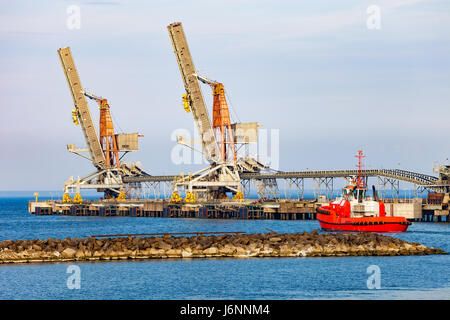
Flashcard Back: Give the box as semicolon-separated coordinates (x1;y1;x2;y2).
316;208;330;215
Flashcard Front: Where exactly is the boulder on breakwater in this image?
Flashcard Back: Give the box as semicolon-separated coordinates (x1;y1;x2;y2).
0;230;446;264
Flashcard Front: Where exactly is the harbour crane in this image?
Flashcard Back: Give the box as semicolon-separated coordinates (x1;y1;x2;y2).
168;22;269;201
168;22;241;201
57;46;145;200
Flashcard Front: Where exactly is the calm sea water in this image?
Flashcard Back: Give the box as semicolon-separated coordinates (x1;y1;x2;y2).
0;197;449;300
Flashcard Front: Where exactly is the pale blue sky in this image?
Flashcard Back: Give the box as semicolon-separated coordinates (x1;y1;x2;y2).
0;0;449;190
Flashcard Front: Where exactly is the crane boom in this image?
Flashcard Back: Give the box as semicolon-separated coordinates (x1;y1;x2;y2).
57;47;106;169
167;22;221;164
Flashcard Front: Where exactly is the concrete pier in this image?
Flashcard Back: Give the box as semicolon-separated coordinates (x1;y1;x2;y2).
28;199;320;221
28;198;450;222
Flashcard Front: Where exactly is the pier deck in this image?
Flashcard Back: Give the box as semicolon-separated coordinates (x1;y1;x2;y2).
29;199;320;221
28;198;450;223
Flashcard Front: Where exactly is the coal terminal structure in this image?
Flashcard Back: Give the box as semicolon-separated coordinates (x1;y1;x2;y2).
30;22;450;224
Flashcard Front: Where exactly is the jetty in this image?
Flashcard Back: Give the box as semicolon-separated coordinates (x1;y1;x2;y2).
0;231;446;264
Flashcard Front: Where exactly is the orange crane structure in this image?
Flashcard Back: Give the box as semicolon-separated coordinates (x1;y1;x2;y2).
196;74;237;163
82;90;120;169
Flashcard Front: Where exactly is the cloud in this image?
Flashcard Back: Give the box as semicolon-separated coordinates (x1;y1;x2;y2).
83;1;122;5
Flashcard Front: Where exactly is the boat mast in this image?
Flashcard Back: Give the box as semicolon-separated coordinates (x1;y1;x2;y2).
355;150;366;188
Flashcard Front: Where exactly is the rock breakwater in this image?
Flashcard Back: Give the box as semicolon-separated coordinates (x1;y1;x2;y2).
0;230;446;264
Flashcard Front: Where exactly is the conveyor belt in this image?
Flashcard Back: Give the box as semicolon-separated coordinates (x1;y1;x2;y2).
122;169;440;187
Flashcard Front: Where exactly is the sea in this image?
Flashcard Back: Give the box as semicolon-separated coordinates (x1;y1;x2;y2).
0;195;449;300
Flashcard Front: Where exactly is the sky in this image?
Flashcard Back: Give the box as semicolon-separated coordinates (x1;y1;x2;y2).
0;0;449;191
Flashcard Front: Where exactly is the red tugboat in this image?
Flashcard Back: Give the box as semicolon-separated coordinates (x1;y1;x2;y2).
316;150;411;232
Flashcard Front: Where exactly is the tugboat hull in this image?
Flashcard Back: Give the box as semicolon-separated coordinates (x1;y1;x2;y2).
317;208;411;232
